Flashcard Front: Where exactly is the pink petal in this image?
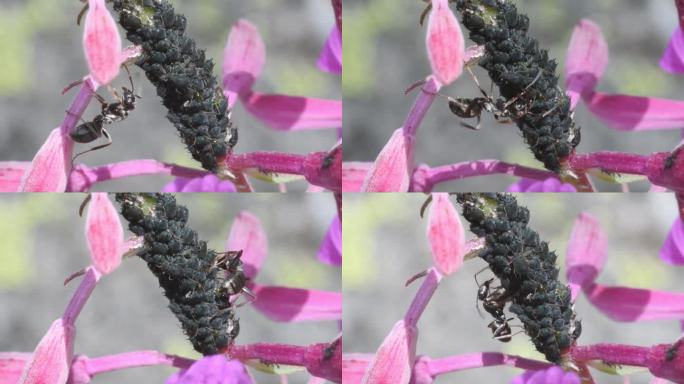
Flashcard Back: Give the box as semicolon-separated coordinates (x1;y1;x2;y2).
585;91;684;131
317;27;342;74
362;129;414;192
166;356;253;384
240;92;342;130
0;353;30;384
19;128;73;192
318;216;342;266
86;193;124;275
566;213;607;300
511;366;580;384
361;320;417;384
222;19;266;109
0;162;30;192
19;319;75;384
162;174;237;192
343;354;372;384
661;28;684;74
251;284;341;322
507;178;577;192
425;0;465;85
565;19;608;109
225;211;267;279
585;283;684;321
342;162;371;192
660;218;684;265
83;0;122;85
426;193;464;275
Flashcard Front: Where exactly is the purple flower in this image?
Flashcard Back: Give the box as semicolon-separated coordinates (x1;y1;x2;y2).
510;366;580;384
162;174;237;192
660;218;684;265
165;355;253;384
318;215;342;266
507;178;577;192
318;26;342;75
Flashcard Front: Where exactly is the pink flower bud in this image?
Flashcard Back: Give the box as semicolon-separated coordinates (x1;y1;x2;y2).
222;19;265;109
565;19;608;109
226;211;267;279
425;0;465;85
426;193;464;275
0;162;30;192
0;353;31;384
20;128;72;192
565;213;607;300
362;128;414;192
85;193;124;275
19;319;75;384
83;0;122;85
361;320;418;384
342;162;371;192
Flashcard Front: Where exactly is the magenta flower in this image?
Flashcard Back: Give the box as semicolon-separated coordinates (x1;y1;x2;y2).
661;1;684;73
3;3;341;192
165;355;253;384
318;26;342;75
222;19;341;132
507;178;578;192
162;174;237;192
510;366;580;384
318;215;342;266
661;218;684;265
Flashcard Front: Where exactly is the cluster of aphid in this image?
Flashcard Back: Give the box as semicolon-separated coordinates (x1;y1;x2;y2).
421;0;580;172
115;193;248;355
104;0;236;172
456;193;581;363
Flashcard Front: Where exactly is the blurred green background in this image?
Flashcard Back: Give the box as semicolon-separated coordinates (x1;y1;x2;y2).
0;0;339;191
343;0;684;191
0;193;340;383
344;193;681;384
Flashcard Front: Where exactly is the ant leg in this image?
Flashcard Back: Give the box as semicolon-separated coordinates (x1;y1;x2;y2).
122;63;142;99
64;110;88;125
78;194;92;217
465;66;489;99
503;69;543;109
76;1;89;26
419;2;432;26
234;287;257;308
71;128;112;165
460;114;481;131
419;194;433;218
107;85;123;104
473;266;490;287
493;330;524;341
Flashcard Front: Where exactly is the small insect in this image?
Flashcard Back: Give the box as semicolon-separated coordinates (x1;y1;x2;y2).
68;65;141;162
323;338;341;361
665;147;682;171
666;340;681;362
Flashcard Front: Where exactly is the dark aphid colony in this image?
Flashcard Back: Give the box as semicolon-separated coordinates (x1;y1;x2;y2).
456;193;581;364
115;193;244;355
109;0;236;172
448;0;580;173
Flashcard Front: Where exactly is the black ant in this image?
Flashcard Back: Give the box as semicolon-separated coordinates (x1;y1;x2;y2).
212;250;256;306
474;267;521;343
67;65;141;163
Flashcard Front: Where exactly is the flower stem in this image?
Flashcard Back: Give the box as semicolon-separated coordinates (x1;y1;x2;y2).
569;152;649;175
61;77;98;139
227;152;307;175
570;344;650;367
403;76;440;138
229;343;307;367
404;267;442;327
67;160;208;192
62;267;101;326
424;352;551;377
84;351;194;376
410;160;557;192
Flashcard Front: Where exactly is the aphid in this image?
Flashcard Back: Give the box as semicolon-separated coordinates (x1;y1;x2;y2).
69;65;141;162
323;338;341;361
665;147;681;171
